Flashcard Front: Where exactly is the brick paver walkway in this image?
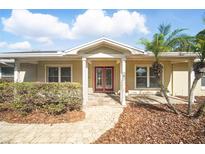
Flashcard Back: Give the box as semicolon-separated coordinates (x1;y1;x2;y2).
0;106;123;144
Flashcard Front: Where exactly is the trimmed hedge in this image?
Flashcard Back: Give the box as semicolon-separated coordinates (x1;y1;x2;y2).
0;82;82;115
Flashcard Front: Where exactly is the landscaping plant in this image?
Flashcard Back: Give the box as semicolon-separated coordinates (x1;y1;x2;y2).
0;81;82;115
140;24;190;114
187;29;205;116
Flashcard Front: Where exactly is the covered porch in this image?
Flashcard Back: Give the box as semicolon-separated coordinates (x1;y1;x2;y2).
66;38;143;106
82;57;126;106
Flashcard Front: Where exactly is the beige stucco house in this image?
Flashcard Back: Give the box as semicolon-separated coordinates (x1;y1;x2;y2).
0;38;204;105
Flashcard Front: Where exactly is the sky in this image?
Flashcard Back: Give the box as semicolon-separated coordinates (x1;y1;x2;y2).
0;9;204;52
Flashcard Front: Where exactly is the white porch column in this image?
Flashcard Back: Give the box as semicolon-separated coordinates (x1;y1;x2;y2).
120;57;126;106
82;57;88;105
14;60;20;83
0;67;2;79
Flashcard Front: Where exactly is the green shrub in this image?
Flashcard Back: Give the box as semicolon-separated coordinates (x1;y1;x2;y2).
0;82;82;115
0;103;11;112
0;78;13;83
11;101;33;116
66;100;82;111
43;103;66;115
0;82;14;103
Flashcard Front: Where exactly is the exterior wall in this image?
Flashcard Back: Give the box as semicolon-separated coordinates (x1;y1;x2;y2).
172;62;205;96
16;59;205;96
172;62;189;96
194;78;205;96
126;60;172;94
19;63;37;82
37;60;82;83
88;60;120;92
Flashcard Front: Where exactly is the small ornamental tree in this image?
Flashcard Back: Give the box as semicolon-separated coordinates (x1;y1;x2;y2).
187;29;205;116
140;24;190;114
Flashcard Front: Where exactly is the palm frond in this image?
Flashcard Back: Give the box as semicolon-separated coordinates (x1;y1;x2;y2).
165;28;187;44
166;35;193;51
158;24;171;36
140;24;192;60
139;38;152;51
196;29;205;40
202;13;205;24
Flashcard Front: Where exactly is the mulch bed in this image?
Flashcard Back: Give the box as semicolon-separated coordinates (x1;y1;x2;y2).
177;96;205;104
94;103;205;144
0;110;85;124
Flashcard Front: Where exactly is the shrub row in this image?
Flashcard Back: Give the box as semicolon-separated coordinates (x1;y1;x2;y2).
0;81;82;115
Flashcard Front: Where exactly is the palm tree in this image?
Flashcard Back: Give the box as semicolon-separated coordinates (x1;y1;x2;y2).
187;29;205;115
140;24;190;114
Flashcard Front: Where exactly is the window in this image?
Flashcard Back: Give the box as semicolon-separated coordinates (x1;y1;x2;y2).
136;67;147;88
47;66;71;82
135;66;161;88
61;67;71;82
48;67;59;82
0;67;14;81
149;67;159;88
201;73;205;88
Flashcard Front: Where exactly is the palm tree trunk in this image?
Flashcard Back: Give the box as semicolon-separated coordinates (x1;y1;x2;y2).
187;77;199;115
159;81;179;114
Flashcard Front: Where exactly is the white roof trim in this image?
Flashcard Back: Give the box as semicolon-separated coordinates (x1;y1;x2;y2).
0;53;62;58
0;59;14;63
63;37;145;55
146;52;197;57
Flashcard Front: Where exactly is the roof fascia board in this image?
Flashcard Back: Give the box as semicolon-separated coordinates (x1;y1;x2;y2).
0;53;63;58
64;37;145;55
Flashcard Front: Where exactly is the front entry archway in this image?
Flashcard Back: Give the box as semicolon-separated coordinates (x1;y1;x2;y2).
94;66;114;92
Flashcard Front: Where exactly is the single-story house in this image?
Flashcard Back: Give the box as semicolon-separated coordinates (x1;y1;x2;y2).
0;38;204;105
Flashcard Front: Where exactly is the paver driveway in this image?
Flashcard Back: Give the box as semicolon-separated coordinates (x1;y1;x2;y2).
0;106;123;144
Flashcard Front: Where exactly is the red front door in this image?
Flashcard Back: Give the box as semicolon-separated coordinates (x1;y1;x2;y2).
95;66;114;92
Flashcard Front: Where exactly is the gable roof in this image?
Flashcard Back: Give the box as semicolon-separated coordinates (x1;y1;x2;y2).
0;37;198;59
63;37;145;55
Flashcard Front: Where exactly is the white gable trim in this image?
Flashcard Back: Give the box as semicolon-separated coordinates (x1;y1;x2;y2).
84;53;124;59
63;37;145;55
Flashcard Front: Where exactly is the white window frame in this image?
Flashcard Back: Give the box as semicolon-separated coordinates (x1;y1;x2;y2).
201;73;205;90
0;66;14;79
134;64;164;89
45;64;73;83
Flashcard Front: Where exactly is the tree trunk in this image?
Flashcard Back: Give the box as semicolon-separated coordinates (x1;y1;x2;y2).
193;101;205;118
159;81;179;114
187;77;199;115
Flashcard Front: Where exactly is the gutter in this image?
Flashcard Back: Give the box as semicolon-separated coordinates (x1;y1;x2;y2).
0;53;63;58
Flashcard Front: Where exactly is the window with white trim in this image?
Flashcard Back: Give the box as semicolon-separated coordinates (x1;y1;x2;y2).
0;66;14;81
136;67;147;88
201;73;205;88
47;66;71;82
136;66;160;88
149;67;159;88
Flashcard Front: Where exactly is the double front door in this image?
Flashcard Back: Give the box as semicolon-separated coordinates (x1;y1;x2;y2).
95;66;114;92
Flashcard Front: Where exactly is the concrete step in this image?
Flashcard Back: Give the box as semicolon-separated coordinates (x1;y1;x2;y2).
87;93;120;106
